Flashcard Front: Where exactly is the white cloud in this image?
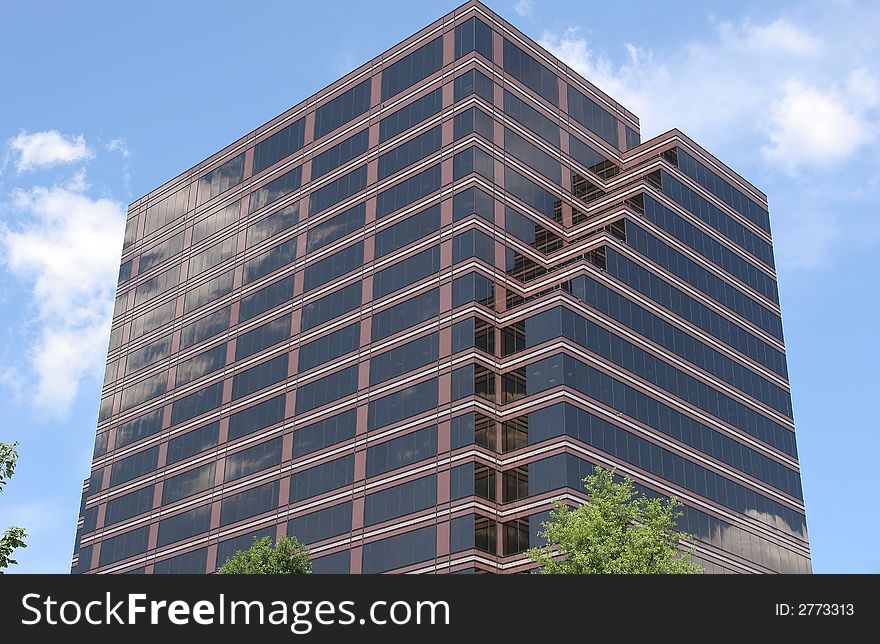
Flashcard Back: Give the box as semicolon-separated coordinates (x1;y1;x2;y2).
514;0;533;17
105;138;130;159
539;7;880;270
762;79;874;174
1;178;124;414
8;130;93;172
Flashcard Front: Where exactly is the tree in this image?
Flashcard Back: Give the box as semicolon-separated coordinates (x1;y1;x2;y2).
527;466;703;574
0;441;27;573
217;536;312;574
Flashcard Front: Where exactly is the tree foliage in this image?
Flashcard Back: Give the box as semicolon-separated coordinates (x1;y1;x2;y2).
527;466;703;574
0;441;27;573
217;536;312;574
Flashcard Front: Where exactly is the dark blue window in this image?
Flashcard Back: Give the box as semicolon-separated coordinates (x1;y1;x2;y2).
303;242;363;292
231;354;288;401
249;166;302;214
228;394;286;440
306;202;365;252
364;475;437;526
454;69;494;103
371;288;439;340
115;409;162;449
243;239;296;285
224;437;282;482
295;365;358;413
362;525;436;573
367;378;438;430
381;37;443;101
235;314;290;361
308;165;367;216
298;322;360;372
98;526;149;566
157;505;211;546
503;90;559;146
219;481;280;526
379;89;442;142
503;39;558;106
171;382;223;425
366;425;437;477
314;79;372;140
567;84;619;148
455;17;493;60
369;332;438;385
162;462;215;504
253;118;306;174
239;276;293;322
109;447;158;487
289;454;354;501
293;410;356;457
376;165;441;218
378;126;442;179
311;129;369;180
288;502;352;544
166;422;219;464
175;343;226;387
104;485;154;526
373;245;439;299
300;281;361;331
375;205;440;258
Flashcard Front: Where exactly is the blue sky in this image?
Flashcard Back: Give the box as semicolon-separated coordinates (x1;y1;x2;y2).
0;0;877;573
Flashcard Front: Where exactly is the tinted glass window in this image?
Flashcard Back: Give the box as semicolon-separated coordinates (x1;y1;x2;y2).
371;288;439;340
239;276;293;322
287;502;352;544
567;84;619;148
104;485;154;526
455;17;492;60
157;504;211;547
166;422;219;464
375;205;439;258
98;526;149;566
314;79;372;140
249;166;302;214
308;165;367;216
366;425;437;477
235;314;290;360
379;89;443;142
175;343;226;387
369;332;438;385
362;525;436;573
376;165;441;218
505;127;561;184
364;474;437;526
295;365;358;413
171;382;223;425
293;409;357;457
311;129;369;180
180;306;230;349
231;354;288;401
454;69;493;103
245;203;298;249
453;186;494;222
381;37;443;101
298;322;360;372
228;394;286;441
242;239;296;285
224;437;282;482
289;454;354;501
253;118;306;175
109;446;158;487
503;90;559;146
503;39;558;106
162;462;216;504
192;201;241;244
115;409;163;449
183;270;234;314
367;378;437;430
306;202;365;253
378;126;442;179
373;245;439;299
219;480;280;526
139;232;183;273
197;153;245;206
300;281;361;331
303;242;363;292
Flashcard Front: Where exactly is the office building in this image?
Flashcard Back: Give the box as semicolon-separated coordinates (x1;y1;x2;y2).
71;1;810;574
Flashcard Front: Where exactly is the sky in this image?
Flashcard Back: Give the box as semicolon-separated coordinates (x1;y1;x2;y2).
0;0;877;574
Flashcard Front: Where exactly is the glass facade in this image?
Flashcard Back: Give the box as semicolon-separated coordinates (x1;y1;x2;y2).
73;1;808;576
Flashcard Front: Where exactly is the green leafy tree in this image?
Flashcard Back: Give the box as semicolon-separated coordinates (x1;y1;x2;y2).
527;466;703;574
0;441;27;573
218;536;312;574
